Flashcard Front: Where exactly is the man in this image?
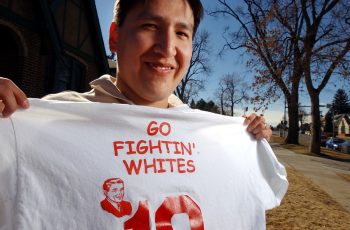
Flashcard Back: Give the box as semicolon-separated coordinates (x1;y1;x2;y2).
100;178;132;218
0;1;286;229
0;0;271;140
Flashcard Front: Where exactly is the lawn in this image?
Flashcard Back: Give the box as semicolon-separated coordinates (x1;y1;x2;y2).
266;135;350;229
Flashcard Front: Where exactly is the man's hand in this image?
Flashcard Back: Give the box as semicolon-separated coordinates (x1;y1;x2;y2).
0;77;29;117
244;113;272;141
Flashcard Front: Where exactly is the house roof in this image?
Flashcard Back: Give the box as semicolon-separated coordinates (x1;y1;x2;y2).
334;113;350;126
38;0;109;73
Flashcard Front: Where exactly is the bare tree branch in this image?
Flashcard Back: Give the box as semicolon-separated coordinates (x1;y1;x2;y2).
210;0;350;150
216;73;249;116
175;30;212;104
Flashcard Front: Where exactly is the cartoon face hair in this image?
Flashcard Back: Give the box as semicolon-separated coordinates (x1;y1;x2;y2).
103;178;124;192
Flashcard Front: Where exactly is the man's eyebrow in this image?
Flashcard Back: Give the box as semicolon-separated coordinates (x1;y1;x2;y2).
177;22;194;32
136;12;194;31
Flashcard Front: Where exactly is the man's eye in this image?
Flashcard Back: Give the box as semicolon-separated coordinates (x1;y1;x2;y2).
142;24;157;29
177;31;189;38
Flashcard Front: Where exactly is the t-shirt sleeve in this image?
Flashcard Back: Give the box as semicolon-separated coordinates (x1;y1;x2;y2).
257;139;288;210
0;118;17;229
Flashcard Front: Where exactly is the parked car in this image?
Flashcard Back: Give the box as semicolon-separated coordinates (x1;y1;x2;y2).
320;135;328;147
325;138;345;150
340;141;350;154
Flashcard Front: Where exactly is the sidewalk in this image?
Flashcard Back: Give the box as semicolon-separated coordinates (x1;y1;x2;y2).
271;143;350;212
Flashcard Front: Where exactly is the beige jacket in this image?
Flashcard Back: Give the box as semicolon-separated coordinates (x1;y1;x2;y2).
43;75;184;108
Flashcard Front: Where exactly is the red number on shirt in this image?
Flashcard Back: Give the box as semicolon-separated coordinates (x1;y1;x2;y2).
124;195;204;230
124;201;150;230
155;195;204;230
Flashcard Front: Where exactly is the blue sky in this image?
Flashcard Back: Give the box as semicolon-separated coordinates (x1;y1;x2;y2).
94;0;343;126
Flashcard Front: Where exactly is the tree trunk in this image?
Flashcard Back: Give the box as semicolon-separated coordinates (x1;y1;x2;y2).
285;90;299;144
220;95;225;115
309;93;321;155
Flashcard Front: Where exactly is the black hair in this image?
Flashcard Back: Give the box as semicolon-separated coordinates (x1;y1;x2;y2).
114;0;204;36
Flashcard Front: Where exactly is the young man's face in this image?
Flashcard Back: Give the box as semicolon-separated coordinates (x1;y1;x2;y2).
114;0;194;108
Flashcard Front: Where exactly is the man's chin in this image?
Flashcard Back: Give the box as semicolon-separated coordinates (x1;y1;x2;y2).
143;91;173;103
110;198;122;203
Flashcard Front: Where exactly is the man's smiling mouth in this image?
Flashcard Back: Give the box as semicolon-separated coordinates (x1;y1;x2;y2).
147;62;175;71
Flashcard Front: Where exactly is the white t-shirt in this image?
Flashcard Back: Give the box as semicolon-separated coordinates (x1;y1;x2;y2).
0;99;288;230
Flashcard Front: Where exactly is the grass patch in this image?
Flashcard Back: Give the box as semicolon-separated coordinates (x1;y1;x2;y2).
269;135;316;157
270;135;350;161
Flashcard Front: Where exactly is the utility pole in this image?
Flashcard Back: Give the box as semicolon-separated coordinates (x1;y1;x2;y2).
326;103;335;138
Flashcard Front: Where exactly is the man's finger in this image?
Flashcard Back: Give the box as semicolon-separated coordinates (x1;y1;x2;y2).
1;89;18;117
0;77;29;117
255;128;272;141
255;133;264;140
10;82;29;109
247;116;264;132
244;113;257;125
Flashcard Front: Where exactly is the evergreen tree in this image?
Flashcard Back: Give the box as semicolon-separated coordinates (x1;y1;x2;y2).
195;99;207;111
193;99;220;114
190;99;196;109
206;100;220;114
325;89;350;133
324;110;333;133
332;89;350;115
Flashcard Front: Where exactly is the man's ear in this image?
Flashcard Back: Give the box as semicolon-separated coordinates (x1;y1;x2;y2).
109;22;118;53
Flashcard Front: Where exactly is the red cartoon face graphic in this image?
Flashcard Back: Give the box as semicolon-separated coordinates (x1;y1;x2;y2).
106;182;124;203
101;178;132;218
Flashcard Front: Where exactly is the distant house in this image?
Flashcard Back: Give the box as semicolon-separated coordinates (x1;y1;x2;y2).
334;114;350;137
108;58;117;77
0;0;109;98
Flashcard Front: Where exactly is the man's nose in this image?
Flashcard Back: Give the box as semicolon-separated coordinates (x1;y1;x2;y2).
153;30;177;57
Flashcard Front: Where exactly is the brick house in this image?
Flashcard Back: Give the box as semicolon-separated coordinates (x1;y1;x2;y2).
0;0;109;98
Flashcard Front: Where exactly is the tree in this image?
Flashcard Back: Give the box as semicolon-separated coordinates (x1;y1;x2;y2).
175;30;212;104
332;89;350;115
324;110;333;133
190;99;196;109
210;0;304;145
107;52;115;60
216;78;228;115
193;98;220;114
210;0;350;154
298;105;308;130
325;89;350;133
216;73;249;116
300;0;350;154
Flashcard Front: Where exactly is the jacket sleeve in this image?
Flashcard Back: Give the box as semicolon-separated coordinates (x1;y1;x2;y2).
0;118;17;229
